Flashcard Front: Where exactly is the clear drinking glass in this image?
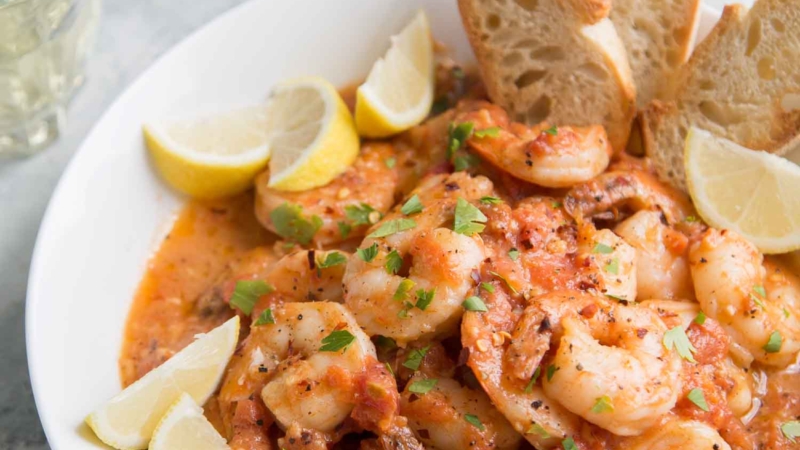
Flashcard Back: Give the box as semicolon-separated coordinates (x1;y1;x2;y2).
0;0;101;156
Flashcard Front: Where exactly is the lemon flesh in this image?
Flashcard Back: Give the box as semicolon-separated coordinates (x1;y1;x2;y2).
265;76;360;192
85;317;239;449
355;11;434;138
685;127;800;254
149;393;229;450
144;107;271;199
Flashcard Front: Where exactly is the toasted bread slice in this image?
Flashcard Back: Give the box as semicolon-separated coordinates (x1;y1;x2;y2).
642;1;800;190
610;0;701;109
458;0;636;152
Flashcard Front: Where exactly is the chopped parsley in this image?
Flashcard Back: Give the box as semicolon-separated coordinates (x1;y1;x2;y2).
663;326;697;363
604;258;620;275
415;288;435;311
463;296;488;312
408;378;438;394
551;201;562;208
270;203;322;245
317;252;347;270
527;423;549;438
230;280;274;315
508;248;520;261
375;335;397;350
489;271;518;294
337;221;352;239
546;364;559;381
402;345;431;370
686;388;709;411
694;311;707;325
591;395;614;413
750;285;767;309
368;218;417;238
447;122;475;160
474;126;501;138
543;125;558;136
454;198;488;236
253;308;275;326
763;330;782;353
480;282;495;293
480;196;502;205
385;249;403;274
454;153;480;172
345;203;379;225
401;194;424;216
592;242;614;254
393;279;416;301
384;157;396;169
464;414;485;431
384;361;395;376
524;367;541;393
356;243;379;262
781;420;800;443
685;215;698;223
319;330;356;352
562;437;577;450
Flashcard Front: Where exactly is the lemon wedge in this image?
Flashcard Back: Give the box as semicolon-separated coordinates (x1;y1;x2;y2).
264;76;360;192
355;11;434;138
149;393;229;450
685;127;800;254
86;317;239;449
144;107;271;199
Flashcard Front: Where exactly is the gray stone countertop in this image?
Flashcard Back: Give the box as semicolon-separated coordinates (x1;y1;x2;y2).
0;1;245;448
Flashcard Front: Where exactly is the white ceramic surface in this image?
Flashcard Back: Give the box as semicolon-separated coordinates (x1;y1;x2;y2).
25;1;722;448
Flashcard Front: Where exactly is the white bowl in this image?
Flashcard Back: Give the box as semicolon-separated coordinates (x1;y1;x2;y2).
25;1;722;448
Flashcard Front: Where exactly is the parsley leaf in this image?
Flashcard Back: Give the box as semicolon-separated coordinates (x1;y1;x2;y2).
694;311;706;325
508;248;520;261
402;345;431;370
345;203;379;225
781;420;800;443
763;330;782;353
604;258;620;274
384;157;396;169
368;219;417;238
480;282;495;293
480;196;502;205
447;122;474;160
551;201;562;208
454;153;480;172
415;288;435;310
337;221;352;239
685;215;698;223
393;279;416;301
385;249;403;274
591;395;614;413
230;280;274;315
592;243;614;254
384;361;395;376
401;194;424;216
524;367;541;393
356;243;379;262
686;388;709;411
253;308;275;326
474;127;500;138
753;285;766;297
663;326;697;363
270;203;322;245
546;364;559;381
527;423;549;438
375;335;397;350
454;198;488;236
562;437;577;450
320;330;356;352
317;252;347;269
464;414;485;431
408;378;438;394
463;296;488;312
489;271;518;294
543;125;558;136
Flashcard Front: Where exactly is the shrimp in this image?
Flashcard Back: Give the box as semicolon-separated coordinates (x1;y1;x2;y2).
237;302;375;433
516;291;683;436
400;375;522;450
626;419;731;450
456;102;612;188
615;210;695;301
343;172;493;345
689;229;800;368
255;142;399;247
575;223;637;301
564;170;695;225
